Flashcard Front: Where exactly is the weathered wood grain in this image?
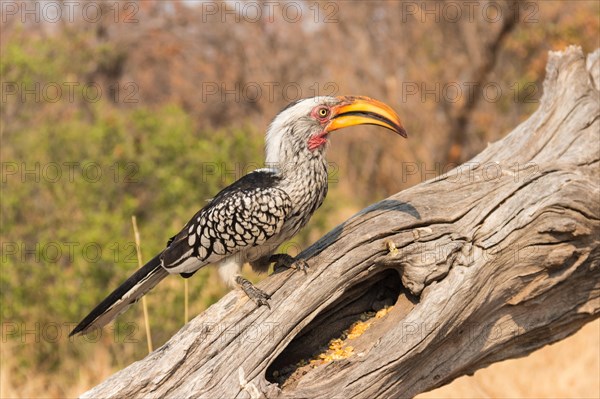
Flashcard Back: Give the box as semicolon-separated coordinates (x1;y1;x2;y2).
83;46;599;399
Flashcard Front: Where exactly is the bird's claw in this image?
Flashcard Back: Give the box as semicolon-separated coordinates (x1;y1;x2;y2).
289;259;310;274
252;291;271;309
236;276;271;309
272;254;310;274
247;287;271;309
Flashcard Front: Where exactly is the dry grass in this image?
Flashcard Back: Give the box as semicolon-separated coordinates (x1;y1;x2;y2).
1;342;114;398
417;319;600;399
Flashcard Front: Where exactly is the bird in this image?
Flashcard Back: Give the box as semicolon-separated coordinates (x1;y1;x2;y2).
70;95;406;336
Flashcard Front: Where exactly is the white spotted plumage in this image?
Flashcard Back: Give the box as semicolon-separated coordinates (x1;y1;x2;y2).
72;95;391;336
158;98;340;279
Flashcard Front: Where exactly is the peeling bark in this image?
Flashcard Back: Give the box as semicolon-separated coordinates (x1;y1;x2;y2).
83;46;600;399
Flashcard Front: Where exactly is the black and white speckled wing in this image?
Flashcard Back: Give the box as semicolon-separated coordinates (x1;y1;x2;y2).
161;170;292;274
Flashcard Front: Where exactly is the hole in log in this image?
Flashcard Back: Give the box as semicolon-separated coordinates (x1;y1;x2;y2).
266;269;404;386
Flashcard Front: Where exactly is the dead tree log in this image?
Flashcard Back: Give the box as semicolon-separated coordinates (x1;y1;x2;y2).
83;46;599;398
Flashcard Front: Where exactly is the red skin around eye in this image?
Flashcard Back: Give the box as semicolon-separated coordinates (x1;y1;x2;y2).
310;106;330;124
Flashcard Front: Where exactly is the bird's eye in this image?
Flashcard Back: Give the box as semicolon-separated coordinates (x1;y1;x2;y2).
318;107;329;118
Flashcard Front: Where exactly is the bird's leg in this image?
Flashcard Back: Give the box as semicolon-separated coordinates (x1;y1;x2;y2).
270;254;309;274
235;276;271;309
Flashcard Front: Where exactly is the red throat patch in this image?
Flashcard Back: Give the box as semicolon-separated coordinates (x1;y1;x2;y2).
308;132;328;150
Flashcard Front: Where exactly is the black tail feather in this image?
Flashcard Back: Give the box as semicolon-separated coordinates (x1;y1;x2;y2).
70;253;168;336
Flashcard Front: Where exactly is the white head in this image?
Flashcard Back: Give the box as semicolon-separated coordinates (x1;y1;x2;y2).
264;95;407;169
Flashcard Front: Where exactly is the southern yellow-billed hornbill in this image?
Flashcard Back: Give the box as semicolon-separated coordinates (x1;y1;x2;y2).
70;96;406;336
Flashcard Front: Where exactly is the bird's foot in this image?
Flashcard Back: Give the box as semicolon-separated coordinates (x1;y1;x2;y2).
271;254;309;274
235;276;271;309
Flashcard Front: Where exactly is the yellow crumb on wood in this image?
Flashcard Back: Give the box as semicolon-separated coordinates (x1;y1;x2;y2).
386;241;398;255
307;305;394;366
375;307;391;319
347;321;370;339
